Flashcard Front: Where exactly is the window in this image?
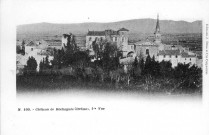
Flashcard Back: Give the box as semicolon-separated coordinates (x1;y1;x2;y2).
146;49;149;55
89;37;92;41
185;58;186;60
190;58;191;61
164;55;166;58
31;48;33;51
115;37;117;42
176;55;178;58
170;55;171;58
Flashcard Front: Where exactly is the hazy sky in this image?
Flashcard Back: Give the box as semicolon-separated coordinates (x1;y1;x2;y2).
2;0;209;25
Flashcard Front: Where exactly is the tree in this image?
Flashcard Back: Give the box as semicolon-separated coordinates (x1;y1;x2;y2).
22;40;25;46
39;56;51;72
16;40;25;55
92;38;100;59
142;55;161;77
45;55;50;69
16;45;21;54
51;48;62;69
133;57;138;68
39;60;44;72
101;42;119;71
132;57;141;78
59;47;65;67
24;56;37;75
21;40;25;55
144;55;152;75
73;51;91;68
188;65;202;89
139;58;145;74
159;60;172;78
173;63;202;90
174;63;190;80
51;48;58;68
62;34;78;66
150;55;160;77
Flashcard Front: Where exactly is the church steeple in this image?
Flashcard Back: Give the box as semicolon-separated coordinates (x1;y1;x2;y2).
154;13;161;44
155;13;160;34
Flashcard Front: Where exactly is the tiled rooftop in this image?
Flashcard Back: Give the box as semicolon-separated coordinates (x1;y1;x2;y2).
181;52;196;58
118;28;129;31
135;40;158;46
87;31;106;36
158;50;181;56
87;28;129;36
26;41;38;46
158;50;196;58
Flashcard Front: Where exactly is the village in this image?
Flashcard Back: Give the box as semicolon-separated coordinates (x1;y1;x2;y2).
16;15;203;93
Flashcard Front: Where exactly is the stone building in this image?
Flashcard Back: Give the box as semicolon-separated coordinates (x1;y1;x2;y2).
25;40;48;56
135;39;159;60
85;28;132;57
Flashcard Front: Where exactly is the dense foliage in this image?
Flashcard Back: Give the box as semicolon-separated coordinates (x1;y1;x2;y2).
23;56;37;75
16;40;25;55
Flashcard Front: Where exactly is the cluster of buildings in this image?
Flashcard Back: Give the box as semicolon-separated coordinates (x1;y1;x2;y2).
16;14;202;75
16;40;58;74
85;14;202;68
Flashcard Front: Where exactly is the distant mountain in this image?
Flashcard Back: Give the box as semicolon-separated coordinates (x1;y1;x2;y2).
17;19;202;36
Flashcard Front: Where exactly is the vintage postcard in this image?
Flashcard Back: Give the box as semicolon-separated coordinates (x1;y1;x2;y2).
1;0;209;135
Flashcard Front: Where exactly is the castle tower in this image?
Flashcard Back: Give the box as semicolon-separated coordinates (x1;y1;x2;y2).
117;28;129;57
154;14;161;44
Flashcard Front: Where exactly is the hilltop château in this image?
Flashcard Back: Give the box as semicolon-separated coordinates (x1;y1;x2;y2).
85;28;135;56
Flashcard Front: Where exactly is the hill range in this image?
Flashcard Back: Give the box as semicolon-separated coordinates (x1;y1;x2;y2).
17;18;202;37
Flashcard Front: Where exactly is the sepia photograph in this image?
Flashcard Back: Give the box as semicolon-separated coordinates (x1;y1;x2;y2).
16;6;202;97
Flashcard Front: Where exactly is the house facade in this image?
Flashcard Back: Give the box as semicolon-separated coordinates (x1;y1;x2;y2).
18;40;54;72
135;40;159;60
158;50;197;68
